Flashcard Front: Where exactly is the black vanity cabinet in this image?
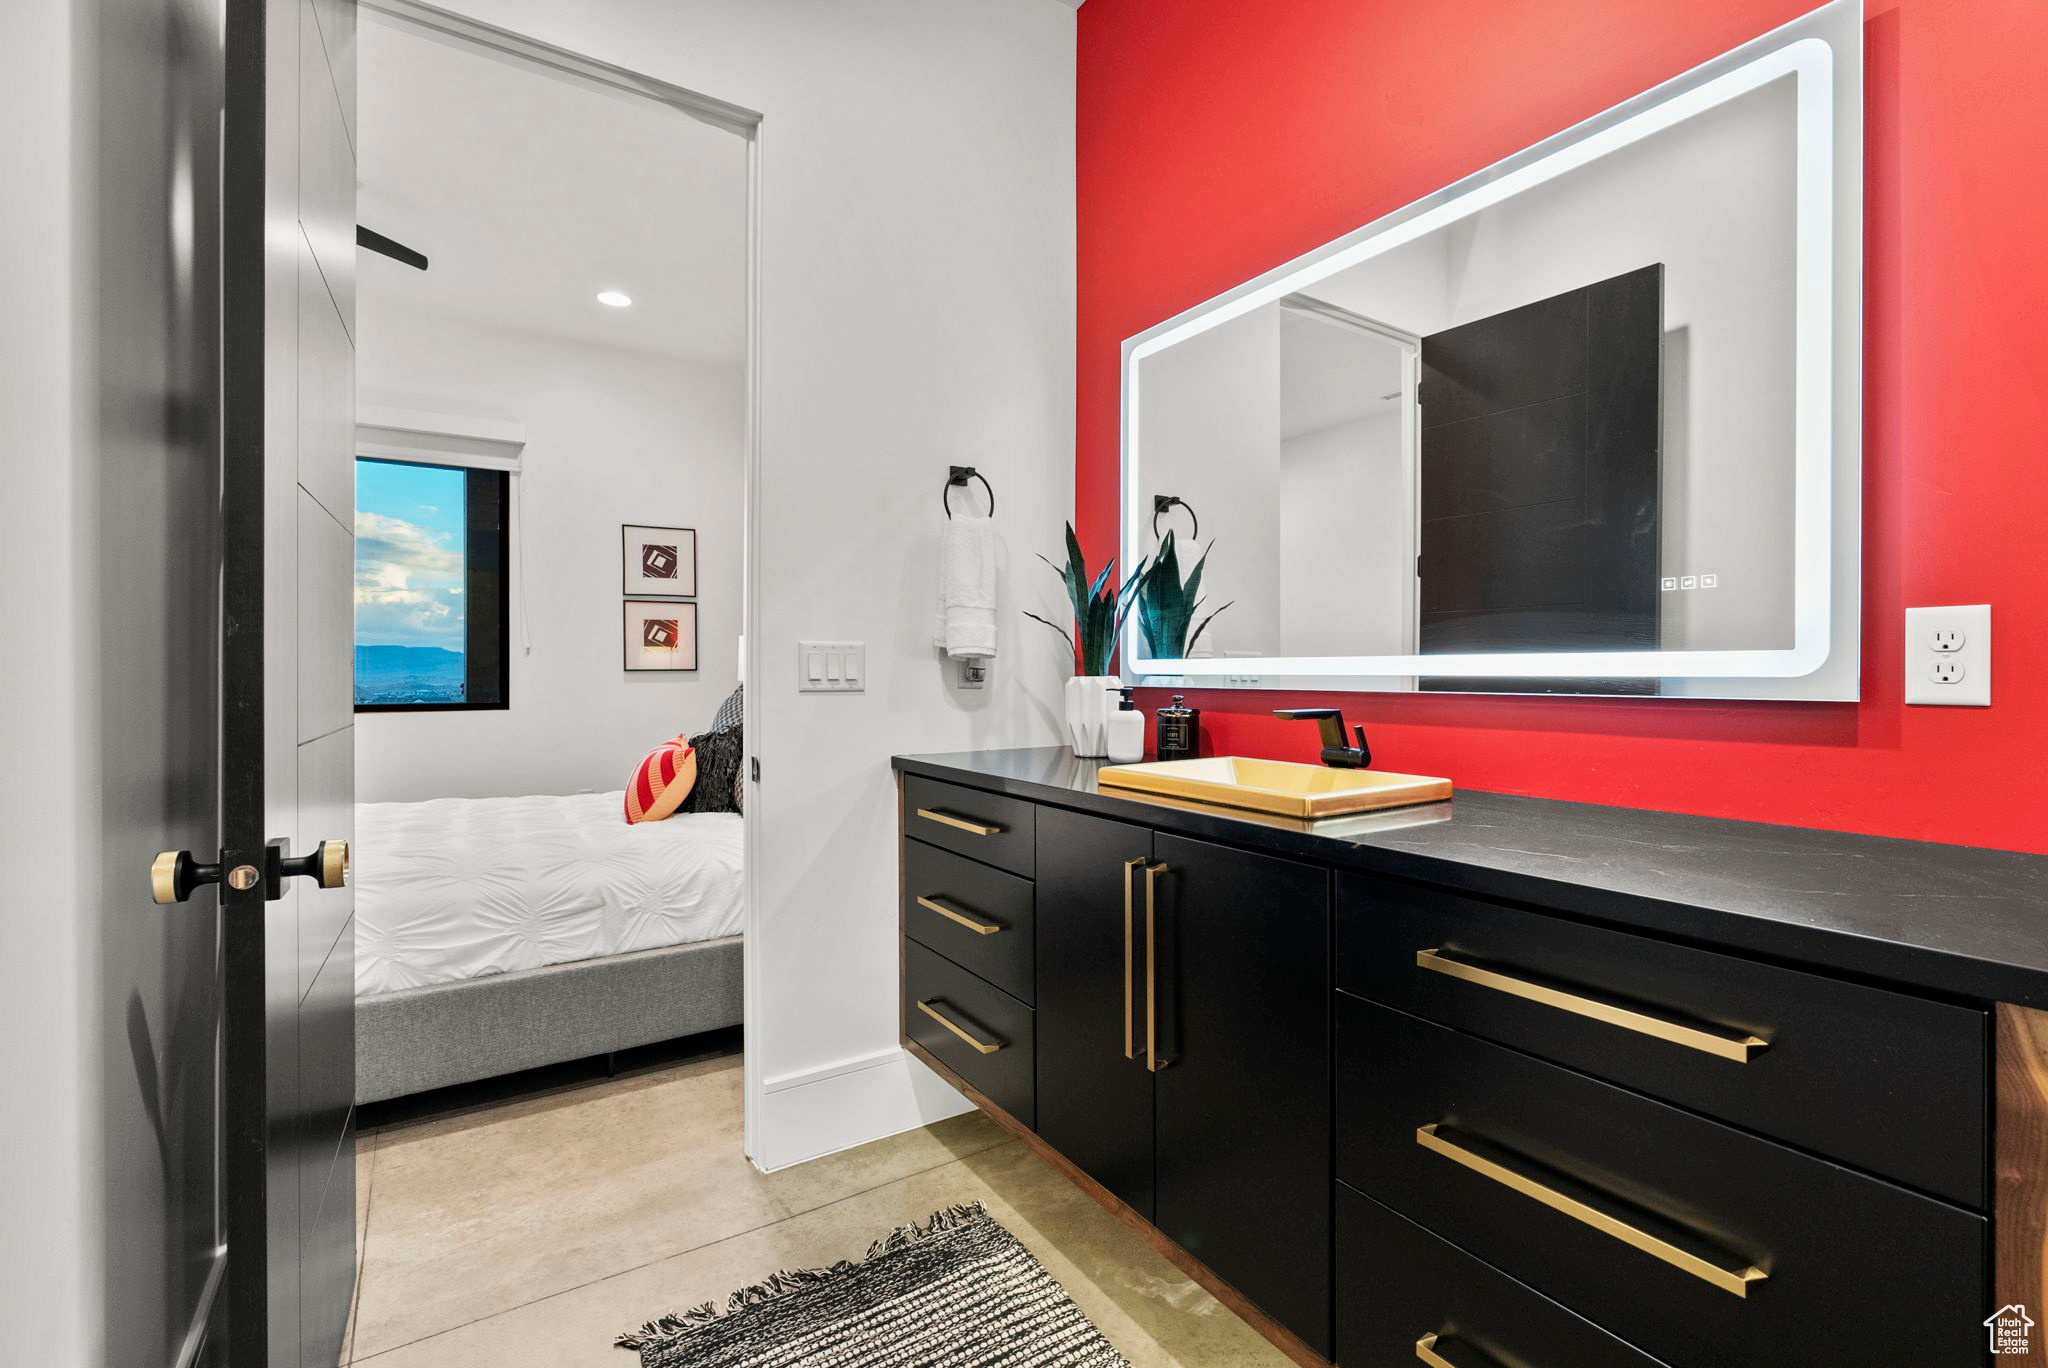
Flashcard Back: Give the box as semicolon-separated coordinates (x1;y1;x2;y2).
895;751;2013;1368
1032;807;1334;1355
1034;806;1157;1217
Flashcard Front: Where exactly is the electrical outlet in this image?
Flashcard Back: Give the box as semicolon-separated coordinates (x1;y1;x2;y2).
957;658;988;690
1905;606;1990;706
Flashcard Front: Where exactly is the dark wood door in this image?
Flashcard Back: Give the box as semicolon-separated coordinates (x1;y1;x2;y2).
1151;834;1333;1357
1418;263;1663;694
222;0;359;1361
1034;807;1156;1219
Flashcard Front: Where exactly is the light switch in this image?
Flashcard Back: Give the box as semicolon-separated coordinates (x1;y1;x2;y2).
798;641;865;693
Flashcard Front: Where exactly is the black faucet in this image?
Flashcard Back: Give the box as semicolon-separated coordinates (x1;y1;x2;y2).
1273;708;1372;769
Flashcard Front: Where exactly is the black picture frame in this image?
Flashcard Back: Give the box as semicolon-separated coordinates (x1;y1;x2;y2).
622;524;697;598
623;600;699;672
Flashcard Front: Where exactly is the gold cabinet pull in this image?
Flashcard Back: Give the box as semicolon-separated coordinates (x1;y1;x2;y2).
916;808;1004;836
1145;862;1170;1072
1124;856;1150;1060
916;998;1005;1055
1415;1332;1501;1368
1415;1124;1767;1298
1415;948;1768;1063
915;895;1002;935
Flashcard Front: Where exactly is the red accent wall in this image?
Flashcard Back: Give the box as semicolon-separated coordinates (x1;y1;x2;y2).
1077;0;2048;853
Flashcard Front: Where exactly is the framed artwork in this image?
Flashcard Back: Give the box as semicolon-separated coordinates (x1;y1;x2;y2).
622;524;697;597
624;601;699;672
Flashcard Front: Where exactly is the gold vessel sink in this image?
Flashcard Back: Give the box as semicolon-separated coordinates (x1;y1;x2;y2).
1096;756;1453;819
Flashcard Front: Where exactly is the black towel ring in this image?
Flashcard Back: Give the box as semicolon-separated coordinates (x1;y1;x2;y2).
1152;495;1199;541
943;465;995;519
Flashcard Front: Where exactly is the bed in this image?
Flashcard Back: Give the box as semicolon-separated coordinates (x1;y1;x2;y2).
353;791;744;1103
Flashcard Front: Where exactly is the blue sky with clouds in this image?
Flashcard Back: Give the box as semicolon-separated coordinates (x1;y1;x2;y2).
354;460;468;650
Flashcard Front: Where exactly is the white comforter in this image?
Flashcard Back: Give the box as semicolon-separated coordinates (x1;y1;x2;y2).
353;792;744;997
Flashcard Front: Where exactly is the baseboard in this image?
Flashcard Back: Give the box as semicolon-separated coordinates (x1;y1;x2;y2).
749;1045;974;1172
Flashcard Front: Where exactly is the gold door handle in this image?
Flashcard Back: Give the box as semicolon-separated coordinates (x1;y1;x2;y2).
1415;1124;1767;1298
1415;948;1768;1063
1124;856;1149;1060
915;896;1002;935
1145;861;1170;1072
915;998;1005;1055
1415;1332;1503;1368
916;808;1004;837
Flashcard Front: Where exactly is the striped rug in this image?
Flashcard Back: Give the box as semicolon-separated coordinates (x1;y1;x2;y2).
616;1203;1132;1368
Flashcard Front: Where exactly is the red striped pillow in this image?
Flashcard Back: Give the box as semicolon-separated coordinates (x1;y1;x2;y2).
624;735;698;824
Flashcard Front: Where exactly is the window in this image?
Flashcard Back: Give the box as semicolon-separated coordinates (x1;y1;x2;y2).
354;457;509;709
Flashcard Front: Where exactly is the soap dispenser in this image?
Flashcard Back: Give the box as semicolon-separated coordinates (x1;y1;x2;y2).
1105;687;1145;764
1156;694;1200;762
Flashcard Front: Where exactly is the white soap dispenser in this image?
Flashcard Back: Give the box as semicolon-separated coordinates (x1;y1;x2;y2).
1105;686;1146;764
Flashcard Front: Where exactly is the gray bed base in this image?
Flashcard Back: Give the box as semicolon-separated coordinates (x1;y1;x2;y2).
355;935;743;1104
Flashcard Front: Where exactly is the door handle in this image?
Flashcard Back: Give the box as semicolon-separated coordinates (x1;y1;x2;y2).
1415;947;1768;1062
279;839;350;891
1124;856;1149;1060
915;895;1002;935
1415;1332;1505;1368
916;808;1004;836
1414;1123;1767;1297
151;850;262;904
915;998;1005;1054
1145;861;1170;1072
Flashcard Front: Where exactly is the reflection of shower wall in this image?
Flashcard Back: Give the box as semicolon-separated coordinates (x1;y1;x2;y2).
1439;74;1799;653
1280;413;1411;655
1137;306;1281;656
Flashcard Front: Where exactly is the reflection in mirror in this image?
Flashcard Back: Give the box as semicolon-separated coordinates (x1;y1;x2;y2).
1129;49;1832;697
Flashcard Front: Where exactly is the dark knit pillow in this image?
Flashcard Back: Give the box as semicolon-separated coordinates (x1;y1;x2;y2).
680;686;744;815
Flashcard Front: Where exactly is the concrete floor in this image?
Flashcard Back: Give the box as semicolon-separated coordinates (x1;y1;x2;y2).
343;1043;1294;1367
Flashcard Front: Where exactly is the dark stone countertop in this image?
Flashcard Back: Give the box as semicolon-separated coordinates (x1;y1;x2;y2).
894;747;2048;1009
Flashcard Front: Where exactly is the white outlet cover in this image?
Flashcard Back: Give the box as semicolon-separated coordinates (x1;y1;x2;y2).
1904;606;1990;706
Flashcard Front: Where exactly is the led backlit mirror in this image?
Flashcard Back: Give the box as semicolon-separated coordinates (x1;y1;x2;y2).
1122;1;1861;699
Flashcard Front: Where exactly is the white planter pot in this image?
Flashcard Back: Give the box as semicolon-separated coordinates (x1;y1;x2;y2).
1064;675;1119;758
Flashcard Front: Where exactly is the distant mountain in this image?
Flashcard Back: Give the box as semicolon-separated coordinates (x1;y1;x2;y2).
355;644;465;705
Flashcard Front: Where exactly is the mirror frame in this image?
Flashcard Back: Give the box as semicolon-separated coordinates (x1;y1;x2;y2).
1120;0;1861;698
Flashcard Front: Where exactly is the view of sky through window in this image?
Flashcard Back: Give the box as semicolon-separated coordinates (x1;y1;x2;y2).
354;459;469;704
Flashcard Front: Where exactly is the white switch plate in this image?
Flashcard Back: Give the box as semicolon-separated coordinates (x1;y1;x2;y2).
798;640;865;693
1904;605;1990;706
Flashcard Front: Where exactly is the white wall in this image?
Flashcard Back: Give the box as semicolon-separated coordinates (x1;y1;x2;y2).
1136;305;1280;657
0;5;95;1360
419;0;1078;1170
353;313;746;803
1281;413;1411;655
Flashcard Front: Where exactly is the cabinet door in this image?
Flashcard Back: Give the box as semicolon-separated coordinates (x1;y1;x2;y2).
1152;834;1333;1358
1035;806;1156;1219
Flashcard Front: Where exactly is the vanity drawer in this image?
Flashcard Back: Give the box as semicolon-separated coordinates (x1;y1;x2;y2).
1337;1183;1671;1368
903;776;1036;878
904;839;1034;1004
904;939;1034;1127
1336;995;1984;1368
1335;873;1987;1207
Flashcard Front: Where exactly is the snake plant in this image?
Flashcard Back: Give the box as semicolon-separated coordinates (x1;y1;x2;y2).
1024;523;1145;676
1136;531;1231;660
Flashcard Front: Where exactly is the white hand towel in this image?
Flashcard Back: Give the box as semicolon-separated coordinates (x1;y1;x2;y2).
934;513;997;660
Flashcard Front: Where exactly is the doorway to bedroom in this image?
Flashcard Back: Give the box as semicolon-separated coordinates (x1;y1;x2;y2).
344;6;757;1359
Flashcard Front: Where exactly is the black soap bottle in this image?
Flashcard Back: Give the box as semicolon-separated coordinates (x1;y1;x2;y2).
1156;694;1200;762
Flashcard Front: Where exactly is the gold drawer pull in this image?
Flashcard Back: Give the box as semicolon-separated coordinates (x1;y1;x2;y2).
916;808;1004;836
1415;948;1768;1063
1124;856;1149;1060
915;895;1002;935
1415;1332;1500;1368
916;998;1005;1055
1416;1124;1767;1298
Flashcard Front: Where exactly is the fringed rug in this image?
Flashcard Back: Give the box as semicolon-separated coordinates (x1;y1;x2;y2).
616;1202;1132;1368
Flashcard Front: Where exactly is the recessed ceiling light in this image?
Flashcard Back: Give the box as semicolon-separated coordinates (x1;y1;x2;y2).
596;290;632;308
